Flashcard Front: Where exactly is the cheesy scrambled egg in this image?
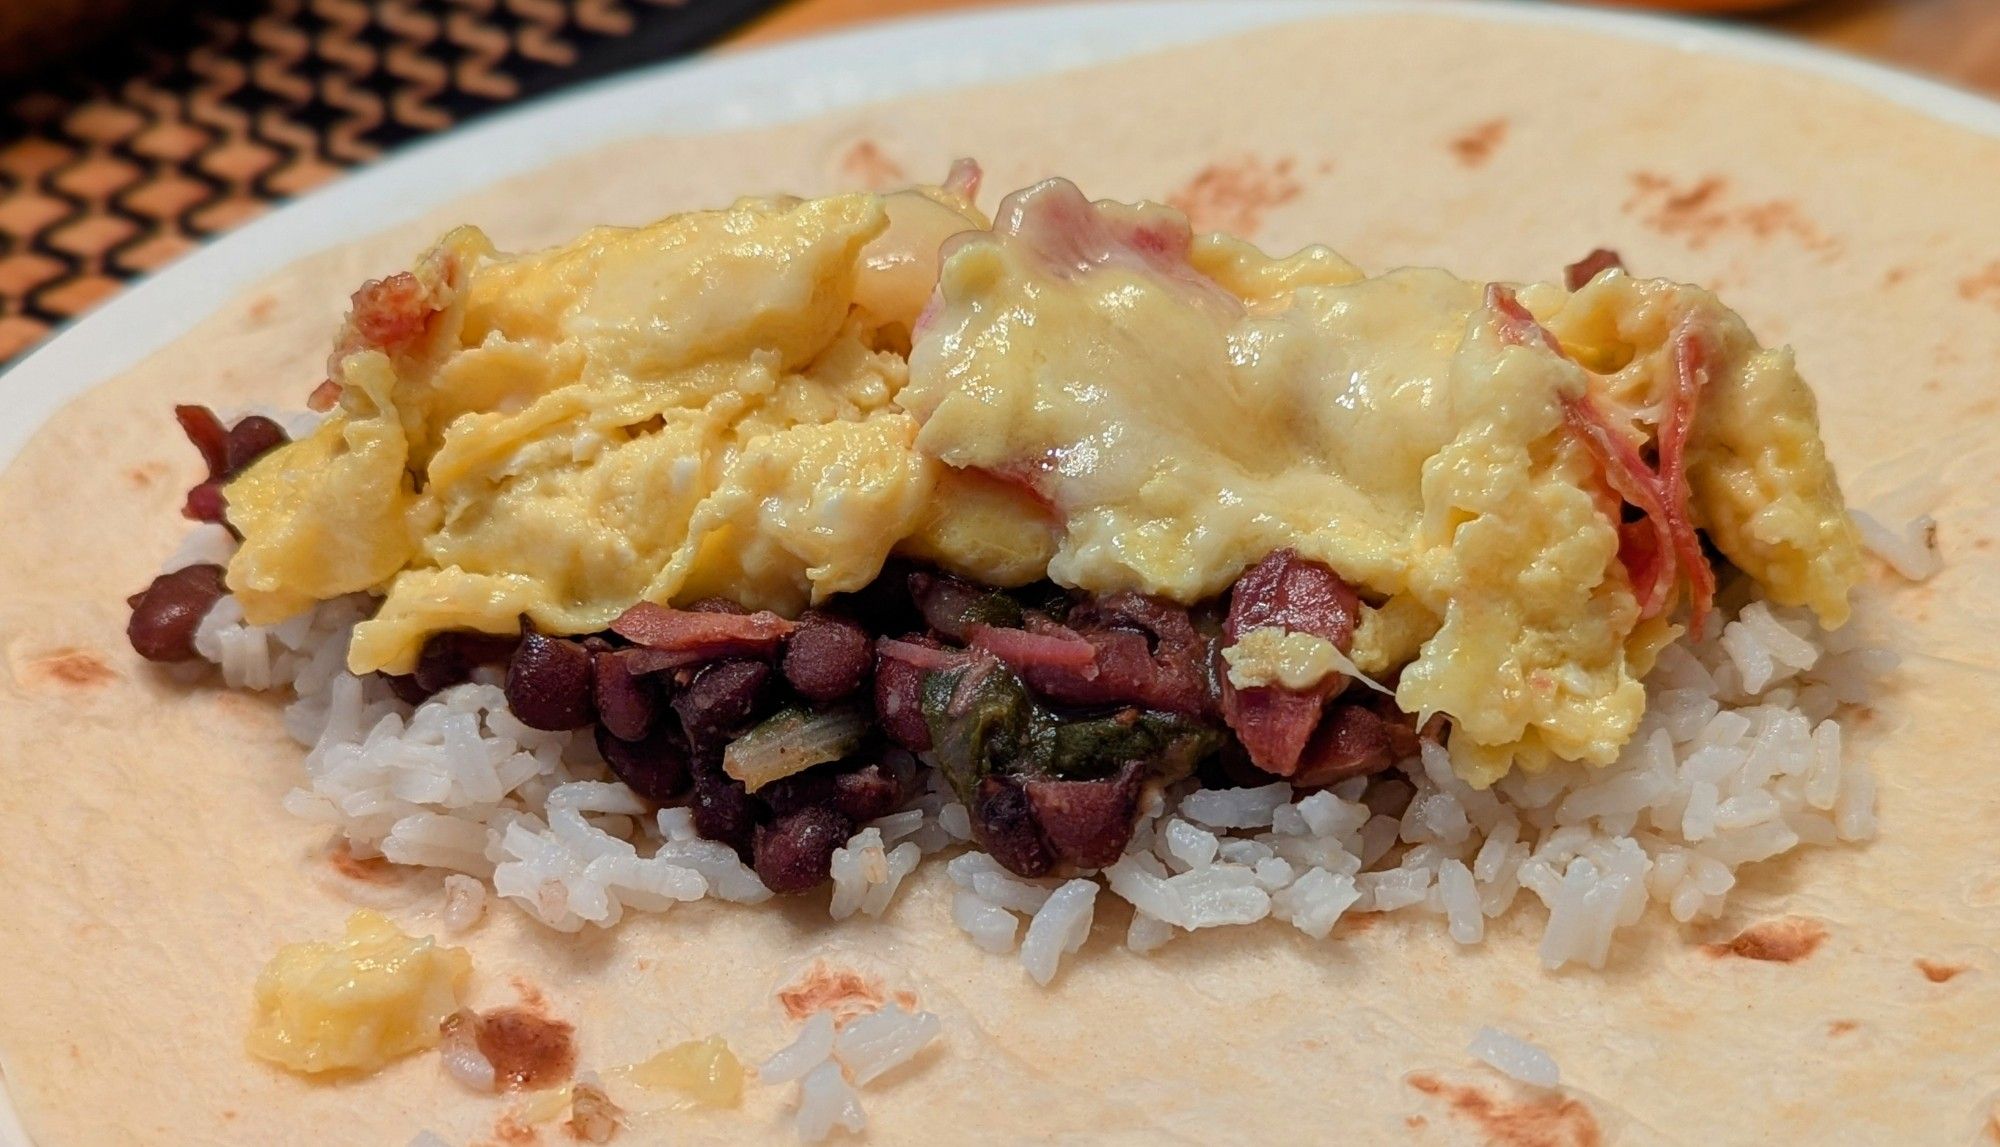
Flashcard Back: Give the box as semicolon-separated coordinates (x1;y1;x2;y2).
905;180;1856;784
223;175;1858;785
247;910;471;1074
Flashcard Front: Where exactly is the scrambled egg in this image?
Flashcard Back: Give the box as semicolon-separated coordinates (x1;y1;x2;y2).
618;1035;746;1108
228;184;999;674
247;910;471;1074
224;174;1858;785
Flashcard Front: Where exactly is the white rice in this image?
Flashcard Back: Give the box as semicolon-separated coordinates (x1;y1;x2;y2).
833;1003;942;1085
1850;508;1942;581
1468;1026;1560;1088
794;1061;867;1143
760;995;940;1143
1018;879;1098;986
186;527;1891;976
761;1012;837;1086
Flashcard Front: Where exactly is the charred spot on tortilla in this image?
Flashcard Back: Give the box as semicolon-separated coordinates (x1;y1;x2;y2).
839;139;908;190
1702;917;1828;963
778;962;891;1028
22;648;118;690
1447;118;1509;168
1960;259;2000;305
1915;958;1968;983
1827;1019;1858;1036
325;838;402;884
464;1006;577;1092
1623;171;1834;253
1405;1073;1603;1147
1166;154;1302;236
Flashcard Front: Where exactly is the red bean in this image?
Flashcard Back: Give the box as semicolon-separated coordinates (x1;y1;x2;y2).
504;632;595;731
690;766;761;859
782;611;872;702
181;481;229;525
969;776;1055;878
223;416;288;475
672;659;770;762
595;723;691;804
592;648;660;741
126;563;229;662
753;806;853;894
416;631;520;695
872;648;932;752
831;760;907;823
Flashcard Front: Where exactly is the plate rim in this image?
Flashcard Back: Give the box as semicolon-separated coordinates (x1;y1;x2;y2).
2;1;1997;1141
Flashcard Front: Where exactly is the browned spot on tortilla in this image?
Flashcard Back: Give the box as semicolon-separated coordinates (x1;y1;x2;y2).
471;1007;577;1092
1975;537;1993;552
778;962;886;1027
486;1113;542;1146
1987;1112;2000;1143
246;293;278;322
1406;1114;1428;1129
1828;1019;1857;1036
220;1109;237;1120
512;976;552;1011
894;989;921;1013
1882;266;1910;287
26;648;118;689
127;461;171;488
1702;917;1826;963
1917;958;1967;983
839;140;906;191
1300;1037;1326;1052
1449;118;1509;167
1168;154;1302;236
1624;172;1832;253
327;838;400;884
1406;1073;1602;1147
1334;911;1380;935
1960;261;2000;306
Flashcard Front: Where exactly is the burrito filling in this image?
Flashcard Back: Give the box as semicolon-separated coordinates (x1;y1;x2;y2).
127;165;1865;912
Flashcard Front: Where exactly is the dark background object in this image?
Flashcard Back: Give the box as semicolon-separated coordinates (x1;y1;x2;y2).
0;0;784;362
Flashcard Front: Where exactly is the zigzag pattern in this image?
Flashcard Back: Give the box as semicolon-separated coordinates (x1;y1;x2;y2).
0;0;772;362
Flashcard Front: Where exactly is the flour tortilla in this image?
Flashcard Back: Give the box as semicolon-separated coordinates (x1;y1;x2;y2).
3;12;1999;1145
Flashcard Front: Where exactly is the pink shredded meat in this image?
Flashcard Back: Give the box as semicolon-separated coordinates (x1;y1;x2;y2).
1218;550;1362;777
609;603;796;668
968;622;1099;673
1486;283;1716;635
1002;596;1213;717
942;157;982;202
1563;247;1626;292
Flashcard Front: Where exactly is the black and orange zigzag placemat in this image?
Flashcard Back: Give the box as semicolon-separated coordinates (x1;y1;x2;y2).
0;0;783;362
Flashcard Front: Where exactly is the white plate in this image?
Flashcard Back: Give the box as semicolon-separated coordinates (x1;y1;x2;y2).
0;1;1994;1141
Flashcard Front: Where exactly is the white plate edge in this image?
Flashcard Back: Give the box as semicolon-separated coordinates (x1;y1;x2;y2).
2;2;1997;1142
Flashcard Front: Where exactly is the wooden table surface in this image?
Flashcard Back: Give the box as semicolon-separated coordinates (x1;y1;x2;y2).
730;0;2000;98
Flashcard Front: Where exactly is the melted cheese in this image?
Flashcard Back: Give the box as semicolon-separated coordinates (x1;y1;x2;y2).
906;179;1857;784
